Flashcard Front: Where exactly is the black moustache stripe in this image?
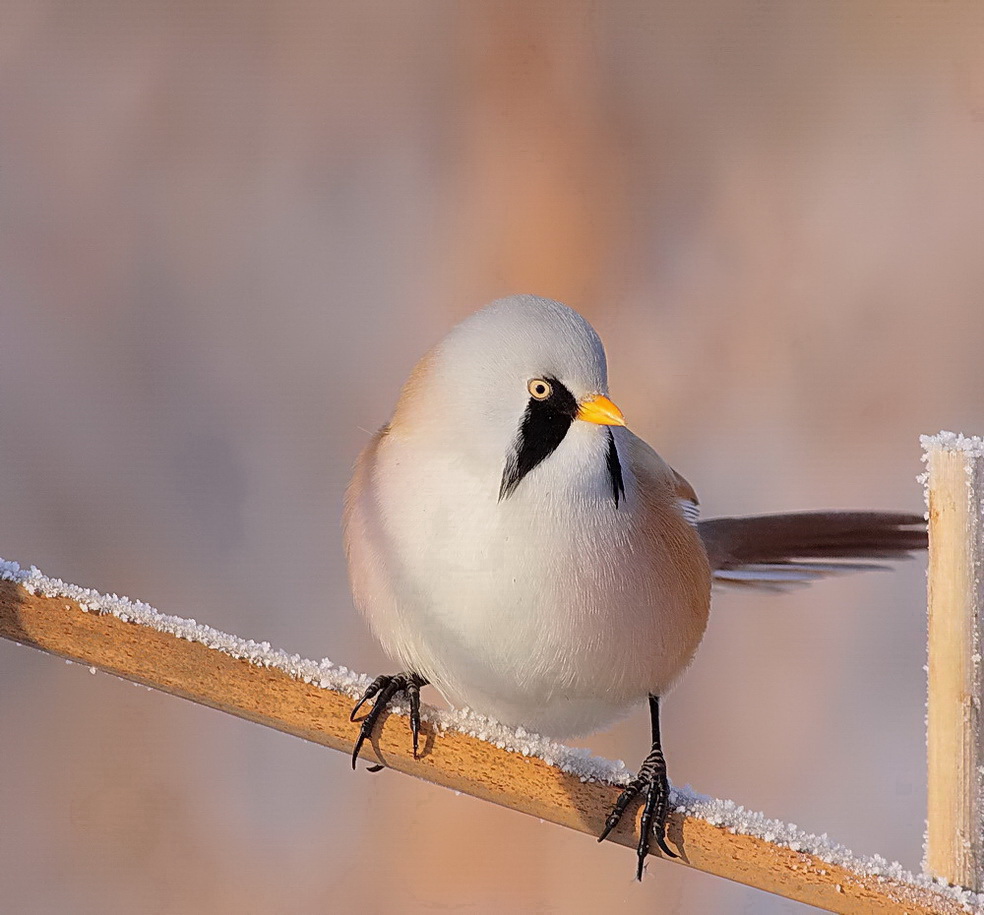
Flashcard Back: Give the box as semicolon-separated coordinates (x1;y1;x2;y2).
499;379;577;501
606;427;625;508
499;380;624;509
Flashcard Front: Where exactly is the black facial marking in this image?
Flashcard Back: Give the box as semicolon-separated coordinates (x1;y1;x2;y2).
499;377;578;500
606;427;625;508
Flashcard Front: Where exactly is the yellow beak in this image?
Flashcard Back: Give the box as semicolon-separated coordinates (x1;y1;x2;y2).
576;394;626;427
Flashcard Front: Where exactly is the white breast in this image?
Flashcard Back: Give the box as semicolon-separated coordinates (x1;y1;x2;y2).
346;423;707;738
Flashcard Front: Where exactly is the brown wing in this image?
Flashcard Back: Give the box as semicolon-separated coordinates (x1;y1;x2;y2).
624;433;712;684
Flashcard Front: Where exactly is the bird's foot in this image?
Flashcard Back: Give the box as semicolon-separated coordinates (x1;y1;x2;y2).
598;742;677;880
350;672;427;770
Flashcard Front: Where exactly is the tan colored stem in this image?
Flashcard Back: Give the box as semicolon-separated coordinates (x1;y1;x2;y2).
0;577;961;915
927;444;984;890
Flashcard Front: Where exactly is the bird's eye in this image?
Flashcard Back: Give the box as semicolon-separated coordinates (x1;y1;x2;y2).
527;378;553;400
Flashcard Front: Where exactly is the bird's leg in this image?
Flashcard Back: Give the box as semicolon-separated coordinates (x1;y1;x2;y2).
350;672;428;770
598;695;678;879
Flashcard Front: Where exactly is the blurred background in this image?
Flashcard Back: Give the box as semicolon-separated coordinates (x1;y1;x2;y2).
2;2;984;912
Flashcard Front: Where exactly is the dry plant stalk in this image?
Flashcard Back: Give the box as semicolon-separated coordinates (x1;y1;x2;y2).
926;437;984;891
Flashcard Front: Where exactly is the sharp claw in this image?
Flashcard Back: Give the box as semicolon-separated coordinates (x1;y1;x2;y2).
409;684;422;759
598;780;641;843
349;672;428;770
598;807;625;843
351;731;367;769
655;836;678;859
349;697;369;722
350;677;386;722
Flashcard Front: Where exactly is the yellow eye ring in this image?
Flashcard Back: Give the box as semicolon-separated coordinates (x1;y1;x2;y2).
527;378;553;400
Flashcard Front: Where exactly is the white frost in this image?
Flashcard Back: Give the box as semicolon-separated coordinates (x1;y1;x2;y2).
2;556;981;912
921;431;984;459
918;432;984;509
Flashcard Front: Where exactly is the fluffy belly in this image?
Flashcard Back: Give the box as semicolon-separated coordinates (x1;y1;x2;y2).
384;557;693;739
446;682;641;740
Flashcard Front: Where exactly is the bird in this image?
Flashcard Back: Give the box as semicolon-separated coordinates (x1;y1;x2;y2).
343;294;926;880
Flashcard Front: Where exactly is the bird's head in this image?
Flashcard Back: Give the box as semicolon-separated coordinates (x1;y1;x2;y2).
390;295;626;503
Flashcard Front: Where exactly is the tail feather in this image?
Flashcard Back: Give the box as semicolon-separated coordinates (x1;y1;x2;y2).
697;511;926;591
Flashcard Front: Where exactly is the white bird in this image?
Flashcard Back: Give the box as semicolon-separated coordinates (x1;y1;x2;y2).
343;294;924;878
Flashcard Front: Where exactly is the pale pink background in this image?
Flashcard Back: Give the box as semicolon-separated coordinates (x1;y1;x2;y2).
2;3;984;912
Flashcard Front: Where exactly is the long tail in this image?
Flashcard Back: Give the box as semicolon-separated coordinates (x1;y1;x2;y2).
696;511;927;591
